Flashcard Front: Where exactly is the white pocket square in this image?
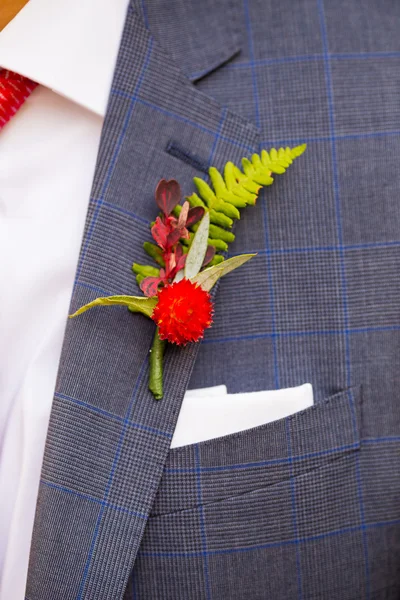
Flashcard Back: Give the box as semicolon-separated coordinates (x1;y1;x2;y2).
171;383;314;448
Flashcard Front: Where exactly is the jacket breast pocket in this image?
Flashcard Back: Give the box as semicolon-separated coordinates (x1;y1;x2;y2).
133;388;368;600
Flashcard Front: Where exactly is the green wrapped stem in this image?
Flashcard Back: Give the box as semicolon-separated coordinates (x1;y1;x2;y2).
149;328;166;400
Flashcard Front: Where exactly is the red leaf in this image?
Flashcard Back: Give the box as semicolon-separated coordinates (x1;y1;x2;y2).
151;217;169;249
165;215;178;228
140;276;162;297
166;228;183;248
175;243;183;261
177;201;190;228
186;206;205;227
179;227;190;241
168;245;187;278
155;179;181;216
176;253;187;271
167;251;176;273
202;245;216;267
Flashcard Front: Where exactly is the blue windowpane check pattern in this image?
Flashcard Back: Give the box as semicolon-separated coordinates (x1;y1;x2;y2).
131;388;400;599
26;0;400;599
285;417;303;599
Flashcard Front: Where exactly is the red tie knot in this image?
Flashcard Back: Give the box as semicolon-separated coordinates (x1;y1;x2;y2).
0;68;38;129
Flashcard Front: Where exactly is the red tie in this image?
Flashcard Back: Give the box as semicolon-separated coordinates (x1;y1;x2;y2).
0;69;38;130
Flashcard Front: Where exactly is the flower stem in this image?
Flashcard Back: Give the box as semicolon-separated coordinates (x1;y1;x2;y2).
149;327;166;400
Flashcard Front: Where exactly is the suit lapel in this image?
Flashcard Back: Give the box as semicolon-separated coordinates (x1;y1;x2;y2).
26;4;258;599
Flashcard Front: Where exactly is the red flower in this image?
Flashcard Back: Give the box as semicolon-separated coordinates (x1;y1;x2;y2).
152;279;213;345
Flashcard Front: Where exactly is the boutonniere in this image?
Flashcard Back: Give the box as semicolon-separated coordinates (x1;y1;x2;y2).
70;144;306;399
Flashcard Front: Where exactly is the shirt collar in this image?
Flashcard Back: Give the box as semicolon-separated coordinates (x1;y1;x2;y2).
0;0;130;117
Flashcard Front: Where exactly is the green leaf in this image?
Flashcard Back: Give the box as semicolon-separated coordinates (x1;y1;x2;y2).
132;263;160;277
69;295;157;319
208;254;225;267
224;163;256;203
192;253;256;291
149;327;166;400
212;198;241;219
184;211;210;279
143;242;165;267
292;143;307;157
186;192;206;208
193;177;216;207
208;224;235;243
209;209;233;229
207;237;228;252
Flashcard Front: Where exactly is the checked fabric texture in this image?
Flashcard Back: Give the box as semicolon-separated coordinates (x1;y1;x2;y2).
26;1;400;599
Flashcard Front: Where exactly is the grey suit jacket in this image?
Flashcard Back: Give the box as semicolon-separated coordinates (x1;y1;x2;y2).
26;1;400;598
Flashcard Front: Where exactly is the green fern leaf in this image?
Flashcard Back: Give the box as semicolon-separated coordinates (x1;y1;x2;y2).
187;143;306;265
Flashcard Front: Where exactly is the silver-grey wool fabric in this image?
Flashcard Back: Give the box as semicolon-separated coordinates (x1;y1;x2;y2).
26;0;400;598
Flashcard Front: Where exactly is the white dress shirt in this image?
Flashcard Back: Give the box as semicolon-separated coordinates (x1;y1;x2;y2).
0;2;313;598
